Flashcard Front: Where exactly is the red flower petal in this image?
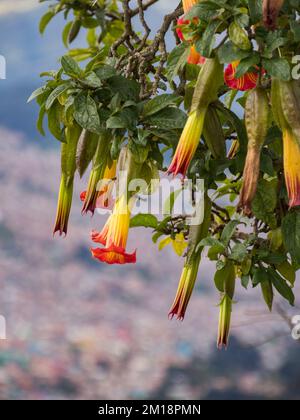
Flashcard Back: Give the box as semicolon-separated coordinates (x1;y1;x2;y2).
91;245;137;265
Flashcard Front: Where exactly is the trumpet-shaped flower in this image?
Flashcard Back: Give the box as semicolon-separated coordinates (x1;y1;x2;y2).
167;110;205;177
283;129;300;208
53;175;74;236
91;195;136;264
169;256;201;320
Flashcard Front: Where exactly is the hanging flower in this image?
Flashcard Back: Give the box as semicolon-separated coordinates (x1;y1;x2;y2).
53;175;74;236
167;110;205;177
224;61;259;91
217;294;233;349
81;160;117;211
283;129;300;208
169;256;201;320
91;194;136;265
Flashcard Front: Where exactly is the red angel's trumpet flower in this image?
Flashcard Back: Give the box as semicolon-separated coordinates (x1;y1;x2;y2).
224;61;260;91
91;195;136;265
168;57;223;177
167;110;205;177
283;130;300;208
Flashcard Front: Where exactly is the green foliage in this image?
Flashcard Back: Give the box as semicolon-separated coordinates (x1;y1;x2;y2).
31;0;300;317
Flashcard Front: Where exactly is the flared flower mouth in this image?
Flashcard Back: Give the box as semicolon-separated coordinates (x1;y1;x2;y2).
224;61;259;91
283;129;300;208
91;245;136;265
91;195;136;265
169;258;200;320
167;110;205;177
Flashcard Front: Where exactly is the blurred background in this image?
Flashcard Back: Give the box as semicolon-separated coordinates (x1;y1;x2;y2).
0;0;300;400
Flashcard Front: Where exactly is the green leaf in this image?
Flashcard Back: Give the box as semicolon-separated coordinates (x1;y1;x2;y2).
276;261;296;287
94;65;116;80
196;20;220;57
252;178;277;227
61;55;82;78
220;220;240;245
48;102;63;141
130;214;158;229
260;277;274;311
282;210;300;265
27;86;49;103
76;130;99;178
62;21;73;48
234;54;260;79
229;22;251;51
198;237;226;253
248;0;263;24
45;83;70;110
144;108;187;129
262;58;291;81
108;76;140;101
229;243;248;263
74;93;101;133
166;43;189;81
39;11;55;34
268;268;295;306
37;105;46;136
218;41;249;64
143;94;180;118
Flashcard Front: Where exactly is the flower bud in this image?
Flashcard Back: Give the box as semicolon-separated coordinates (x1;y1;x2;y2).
239;87;269;215
169;196;211;320
217;260;235;349
271;79;300;208
81;131;111;215
54;122;81;236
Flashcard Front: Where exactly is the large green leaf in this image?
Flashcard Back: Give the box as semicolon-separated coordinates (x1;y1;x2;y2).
282;210;300;265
